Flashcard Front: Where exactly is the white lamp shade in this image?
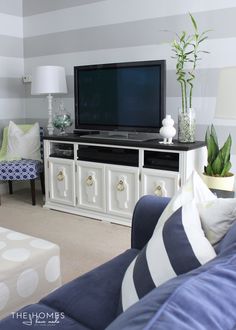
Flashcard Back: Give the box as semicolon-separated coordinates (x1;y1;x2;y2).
31;65;67;95
215;67;236;119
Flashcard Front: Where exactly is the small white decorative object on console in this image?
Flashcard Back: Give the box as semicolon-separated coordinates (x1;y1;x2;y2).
159;115;176;144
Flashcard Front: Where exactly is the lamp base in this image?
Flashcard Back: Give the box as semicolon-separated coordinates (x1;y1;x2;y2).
47;94;54;135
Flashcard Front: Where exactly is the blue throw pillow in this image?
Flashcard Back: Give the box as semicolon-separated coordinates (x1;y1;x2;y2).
120;201;216;312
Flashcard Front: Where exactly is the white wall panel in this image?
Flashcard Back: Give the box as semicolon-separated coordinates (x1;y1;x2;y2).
0;57;24;77
0;98;25;119
0;12;23;37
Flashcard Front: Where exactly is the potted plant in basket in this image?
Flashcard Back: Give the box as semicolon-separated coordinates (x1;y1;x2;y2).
203;125;234;191
171;13;210;143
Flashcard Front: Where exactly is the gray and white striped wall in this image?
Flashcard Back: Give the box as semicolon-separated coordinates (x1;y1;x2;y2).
0;1;24;135
1;0;236;170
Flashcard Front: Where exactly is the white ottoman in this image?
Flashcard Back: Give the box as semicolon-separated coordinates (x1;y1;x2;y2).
0;226;61;319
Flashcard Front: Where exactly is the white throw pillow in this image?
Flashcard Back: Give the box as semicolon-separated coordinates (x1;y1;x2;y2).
198;198;236;245
120;172;220;312
120;201;216;312
6;121;41;161
154;170;217;232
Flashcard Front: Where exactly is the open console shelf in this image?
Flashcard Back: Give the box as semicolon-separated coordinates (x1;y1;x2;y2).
49;142;74;159
144;151;179;171
77;145;139;167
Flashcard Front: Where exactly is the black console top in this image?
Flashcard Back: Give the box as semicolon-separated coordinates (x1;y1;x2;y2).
44;133;205;151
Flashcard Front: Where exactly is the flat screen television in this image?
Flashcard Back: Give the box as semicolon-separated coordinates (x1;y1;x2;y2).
74;60;166;139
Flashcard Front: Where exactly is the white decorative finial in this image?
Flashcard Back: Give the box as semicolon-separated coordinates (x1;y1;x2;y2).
159;115;176;144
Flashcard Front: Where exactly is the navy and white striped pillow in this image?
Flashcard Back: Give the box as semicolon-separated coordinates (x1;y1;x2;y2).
120;201;216;312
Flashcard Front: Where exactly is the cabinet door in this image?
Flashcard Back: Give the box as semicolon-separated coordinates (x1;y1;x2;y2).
77;161;106;212
48;158;76;206
141;168;179;198
106;165;139;218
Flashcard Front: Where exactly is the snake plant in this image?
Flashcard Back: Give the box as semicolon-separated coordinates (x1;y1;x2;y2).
204;125;232;177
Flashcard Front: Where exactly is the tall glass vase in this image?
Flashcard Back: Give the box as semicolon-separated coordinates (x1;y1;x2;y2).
178;108;196;143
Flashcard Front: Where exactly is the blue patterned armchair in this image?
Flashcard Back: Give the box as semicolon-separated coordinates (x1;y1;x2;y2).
0;125;45;205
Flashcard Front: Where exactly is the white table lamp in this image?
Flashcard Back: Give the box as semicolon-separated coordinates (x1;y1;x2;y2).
215;67;236;119
31;65;68;135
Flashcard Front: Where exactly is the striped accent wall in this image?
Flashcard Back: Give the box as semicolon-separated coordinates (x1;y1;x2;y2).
1;0;236;170
0;1;24;192
0;1;25;141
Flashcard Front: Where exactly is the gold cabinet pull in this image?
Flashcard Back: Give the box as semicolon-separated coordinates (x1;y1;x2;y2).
154;185;163;196
116;179;125;192
86;175;94;186
56;170;65;181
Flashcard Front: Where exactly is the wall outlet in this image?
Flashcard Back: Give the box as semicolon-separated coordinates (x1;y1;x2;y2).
22;75;32;83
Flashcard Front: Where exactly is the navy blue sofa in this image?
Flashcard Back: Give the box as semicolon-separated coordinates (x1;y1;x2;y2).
1;195;236;329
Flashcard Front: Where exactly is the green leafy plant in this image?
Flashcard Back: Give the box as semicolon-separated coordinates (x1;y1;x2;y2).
204;125;232;177
172;13;210;113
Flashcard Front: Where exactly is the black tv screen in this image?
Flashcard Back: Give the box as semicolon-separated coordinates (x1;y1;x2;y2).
74;60;166;134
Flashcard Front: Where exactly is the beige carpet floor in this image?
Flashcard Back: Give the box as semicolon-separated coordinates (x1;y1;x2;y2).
0;189;131;284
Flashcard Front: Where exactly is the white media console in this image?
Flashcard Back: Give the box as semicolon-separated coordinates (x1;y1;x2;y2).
43;134;206;226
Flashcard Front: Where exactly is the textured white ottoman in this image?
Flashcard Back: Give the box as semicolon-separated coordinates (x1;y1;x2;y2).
0;226;61;319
